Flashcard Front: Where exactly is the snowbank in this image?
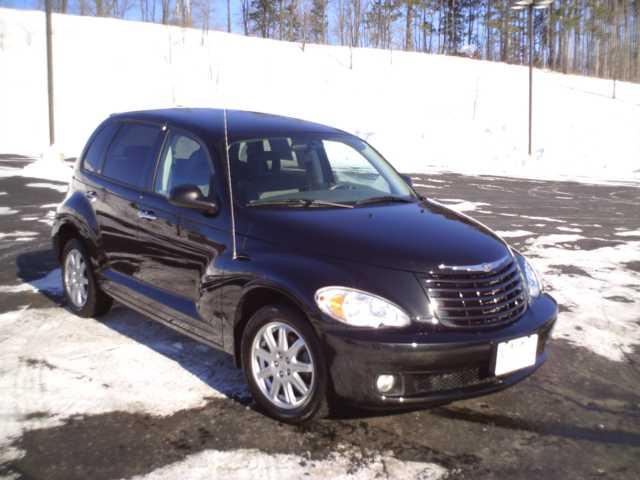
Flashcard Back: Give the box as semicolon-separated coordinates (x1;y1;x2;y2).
1;7;639;183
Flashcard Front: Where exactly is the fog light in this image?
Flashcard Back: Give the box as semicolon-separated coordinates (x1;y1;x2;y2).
376;374;396;393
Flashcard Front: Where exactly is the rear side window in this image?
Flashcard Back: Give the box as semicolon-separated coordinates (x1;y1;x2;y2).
102;123;164;189
82;122;119;173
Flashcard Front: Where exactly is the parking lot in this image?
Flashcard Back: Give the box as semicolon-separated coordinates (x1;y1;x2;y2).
1;155;639;479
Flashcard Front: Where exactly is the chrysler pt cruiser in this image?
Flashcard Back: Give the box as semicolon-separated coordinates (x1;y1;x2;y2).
53;108;557;423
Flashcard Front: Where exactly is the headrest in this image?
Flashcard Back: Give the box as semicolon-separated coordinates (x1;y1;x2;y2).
246;144;281;177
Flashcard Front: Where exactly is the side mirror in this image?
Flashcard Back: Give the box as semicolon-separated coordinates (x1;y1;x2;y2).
169;184;219;216
400;174;413;187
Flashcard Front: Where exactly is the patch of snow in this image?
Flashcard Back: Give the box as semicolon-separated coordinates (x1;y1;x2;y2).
0;305;248;463
520;215;566;224
525;234;584;246
0;191;7;195
615;229;640;237
413;183;442;189
0;206;18;215
495;230;534;238
0;283;33;294
26;182;68;193
441;200;491;213
40;203;59;209
524;237;640;361
557;226;583;233
129;448;448;480
0;231;38;239
431;198;491;213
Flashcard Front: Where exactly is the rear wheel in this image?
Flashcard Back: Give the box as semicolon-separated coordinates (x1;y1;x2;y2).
241;304;329;424
62;239;112;317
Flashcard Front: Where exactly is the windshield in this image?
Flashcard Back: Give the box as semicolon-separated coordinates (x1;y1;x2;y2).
229;134;415;207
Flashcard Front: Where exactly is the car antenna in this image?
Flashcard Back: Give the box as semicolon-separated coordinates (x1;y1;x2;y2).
223;107;239;260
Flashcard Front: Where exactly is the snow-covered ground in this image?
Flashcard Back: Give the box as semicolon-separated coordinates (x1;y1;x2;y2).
1;7;639;184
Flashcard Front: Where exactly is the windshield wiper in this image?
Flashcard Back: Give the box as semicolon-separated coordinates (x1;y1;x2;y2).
248;199;353;209
354;196;415;206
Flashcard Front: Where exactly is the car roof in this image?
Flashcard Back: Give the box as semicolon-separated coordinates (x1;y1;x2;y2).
110;108;346;143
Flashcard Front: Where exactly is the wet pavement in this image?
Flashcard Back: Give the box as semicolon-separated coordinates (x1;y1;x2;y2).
0;157;639;479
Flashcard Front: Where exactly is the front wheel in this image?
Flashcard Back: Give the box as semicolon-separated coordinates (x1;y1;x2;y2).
241;304;329;424
62;239;112;317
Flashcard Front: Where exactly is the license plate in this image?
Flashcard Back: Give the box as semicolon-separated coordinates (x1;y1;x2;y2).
494;334;538;376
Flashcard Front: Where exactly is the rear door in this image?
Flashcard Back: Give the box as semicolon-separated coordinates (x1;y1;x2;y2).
96;121;165;277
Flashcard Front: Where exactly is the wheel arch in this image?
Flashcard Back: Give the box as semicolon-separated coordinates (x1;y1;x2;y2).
52;217;98;265
232;284;314;368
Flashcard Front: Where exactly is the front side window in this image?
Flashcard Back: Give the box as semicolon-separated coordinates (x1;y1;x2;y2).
102;123;163;188
154;133;212;198
229;135;414;206
82;122;119;173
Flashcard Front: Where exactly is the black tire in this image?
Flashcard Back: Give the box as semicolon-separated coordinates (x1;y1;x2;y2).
241;304;329;424
61;238;112;317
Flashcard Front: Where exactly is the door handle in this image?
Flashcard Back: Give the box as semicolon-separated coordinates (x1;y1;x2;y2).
137;209;157;221
85;190;97;201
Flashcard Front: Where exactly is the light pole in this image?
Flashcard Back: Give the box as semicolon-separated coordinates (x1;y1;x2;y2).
45;0;55;146
511;0;552;156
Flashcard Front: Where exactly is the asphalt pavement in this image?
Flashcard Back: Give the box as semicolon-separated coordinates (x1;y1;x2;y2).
0;156;639;480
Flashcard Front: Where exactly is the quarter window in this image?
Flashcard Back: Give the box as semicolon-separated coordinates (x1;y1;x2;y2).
102;123;163;188
82;122;119;173
154;133;212;198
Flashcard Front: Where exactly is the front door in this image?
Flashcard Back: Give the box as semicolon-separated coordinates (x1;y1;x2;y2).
136;130;226;343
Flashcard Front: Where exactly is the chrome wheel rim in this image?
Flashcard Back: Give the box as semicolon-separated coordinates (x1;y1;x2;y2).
64;249;88;308
251;321;315;410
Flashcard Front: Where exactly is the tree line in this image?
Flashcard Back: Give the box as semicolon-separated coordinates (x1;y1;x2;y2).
29;0;640;82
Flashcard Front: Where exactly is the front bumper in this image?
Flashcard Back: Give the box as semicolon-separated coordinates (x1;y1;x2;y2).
322;293;557;408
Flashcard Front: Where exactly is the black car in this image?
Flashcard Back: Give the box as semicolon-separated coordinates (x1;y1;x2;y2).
53;108;557;423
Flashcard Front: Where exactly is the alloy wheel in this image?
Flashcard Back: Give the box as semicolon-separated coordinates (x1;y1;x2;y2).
250;321;315;410
64;248;88;308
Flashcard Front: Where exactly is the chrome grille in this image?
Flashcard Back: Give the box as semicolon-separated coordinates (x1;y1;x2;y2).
422;256;527;328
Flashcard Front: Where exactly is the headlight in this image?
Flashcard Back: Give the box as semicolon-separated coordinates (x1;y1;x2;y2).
315;287;410;328
516;254;542;299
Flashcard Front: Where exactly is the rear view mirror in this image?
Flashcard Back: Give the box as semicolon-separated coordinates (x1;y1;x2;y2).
169;184;219;216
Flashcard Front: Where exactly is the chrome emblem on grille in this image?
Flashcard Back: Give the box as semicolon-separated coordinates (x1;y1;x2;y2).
437;256;510;273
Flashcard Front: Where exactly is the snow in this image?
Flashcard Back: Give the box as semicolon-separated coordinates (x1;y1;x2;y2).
495;230;534;238
0;206;18;215
520;215;566;224
556;226;583;233
0;305;248;464
431;198;491;213
0;156;73;183
523;236;640;361
0;230;38;239
1;7;639;184
129;448;447;480
615;229;640;237
25;182;68;193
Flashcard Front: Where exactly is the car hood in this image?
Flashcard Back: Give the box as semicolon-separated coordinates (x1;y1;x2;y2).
239;199;510;273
